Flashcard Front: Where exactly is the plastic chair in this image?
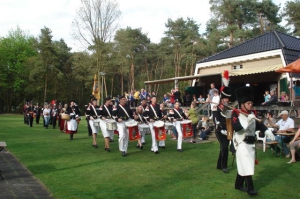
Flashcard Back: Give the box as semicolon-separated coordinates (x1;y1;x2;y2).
255;131;266;152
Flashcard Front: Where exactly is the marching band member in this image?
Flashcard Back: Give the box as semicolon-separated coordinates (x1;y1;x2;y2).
140;99;147;112
158;103;168;148
232;85;273;196
99;96;114;152
215;85;231;173
109;99;115;142
65;100;81;140
134;106;146;149
85;96;94;137
168;102;188;152
27;101;35;127
57;103;62;127
35;103;41;124
60;104;68;132
43;104;51;129
87;97;101;148
112;95;134;157
51;104;58;129
143;96;162;154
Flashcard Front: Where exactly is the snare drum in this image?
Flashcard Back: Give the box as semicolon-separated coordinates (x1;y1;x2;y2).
153;121;164;128
153;121;166;141
181;120;193;138
139;123;150;132
106;119;117;130
164;122;173;131
93;119;101;127
125;121;140;141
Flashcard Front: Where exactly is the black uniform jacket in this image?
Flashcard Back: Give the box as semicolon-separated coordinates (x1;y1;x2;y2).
112;104;134;122
87;105;101;120
168;108;187;121
143;104;162;122
100;104;113;119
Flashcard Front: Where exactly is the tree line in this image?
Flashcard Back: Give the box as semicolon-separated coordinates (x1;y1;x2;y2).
1;0;300;112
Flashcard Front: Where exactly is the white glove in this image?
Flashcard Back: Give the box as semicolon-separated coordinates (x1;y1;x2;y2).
265;129;275;141
247;114;256;122
221;130;227;135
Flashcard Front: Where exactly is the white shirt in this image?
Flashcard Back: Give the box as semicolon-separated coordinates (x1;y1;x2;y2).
43;108;51;116
211;95;220;111
276;117;294;131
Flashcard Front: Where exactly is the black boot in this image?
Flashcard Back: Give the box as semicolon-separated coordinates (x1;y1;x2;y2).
70;134;74;140
235;173;246;192
245;176;257;196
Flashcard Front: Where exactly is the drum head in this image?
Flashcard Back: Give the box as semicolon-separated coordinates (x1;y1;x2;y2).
106;119;116;123
165;122;173;126
153;121;164;128
139;124;149;128
181;120;192;124
125;121;138;127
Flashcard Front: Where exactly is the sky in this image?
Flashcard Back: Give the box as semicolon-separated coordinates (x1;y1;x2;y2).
0;0;288;52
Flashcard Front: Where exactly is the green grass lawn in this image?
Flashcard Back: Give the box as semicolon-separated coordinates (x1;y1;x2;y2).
1;114;299;199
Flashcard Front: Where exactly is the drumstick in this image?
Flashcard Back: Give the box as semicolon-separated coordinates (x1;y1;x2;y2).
223;104;261;123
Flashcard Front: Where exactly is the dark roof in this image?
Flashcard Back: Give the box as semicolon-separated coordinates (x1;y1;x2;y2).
198;30;300;65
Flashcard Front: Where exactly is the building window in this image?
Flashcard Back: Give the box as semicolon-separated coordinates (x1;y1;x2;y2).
233;64;243;70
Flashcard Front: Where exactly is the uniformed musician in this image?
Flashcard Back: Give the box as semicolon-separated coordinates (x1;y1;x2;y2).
143;96;162;154
112;95;134;157
35;103;41;124
215;86;231;173
99;96;114;152
232;85;273;196
51;104;58;129
158;103;168;148
65;100;81;140
168;102;187;152
87;97;101;148
27;101;35;127
134;106;147;149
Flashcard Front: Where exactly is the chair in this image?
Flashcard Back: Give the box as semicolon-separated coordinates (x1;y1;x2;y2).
265;140;279;156
255;131;266;152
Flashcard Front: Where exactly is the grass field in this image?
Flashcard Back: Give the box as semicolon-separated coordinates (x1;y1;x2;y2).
0;114;299;199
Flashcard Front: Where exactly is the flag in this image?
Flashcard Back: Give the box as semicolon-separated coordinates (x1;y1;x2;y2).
92;74;100;100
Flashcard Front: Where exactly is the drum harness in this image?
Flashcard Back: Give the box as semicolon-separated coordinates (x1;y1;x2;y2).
173;109;183;121
103;105;112;119
119;104;130;121
91;105;99;119
150;105;159;121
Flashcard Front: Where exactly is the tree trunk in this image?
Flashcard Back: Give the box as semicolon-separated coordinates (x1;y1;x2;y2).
111;76;114;97
130;60;134;91
44;73;48;103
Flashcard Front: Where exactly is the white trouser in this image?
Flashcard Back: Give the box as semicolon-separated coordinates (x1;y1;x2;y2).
159;140;165;147
148;122;158;152
117;121;128;152
174;121;182;149
99;119;113;138
110;130;114;140
89;120;100;133
140;131;146;143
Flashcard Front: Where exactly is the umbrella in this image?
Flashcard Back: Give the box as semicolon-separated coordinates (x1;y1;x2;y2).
275;58;300;101
275;58;300;73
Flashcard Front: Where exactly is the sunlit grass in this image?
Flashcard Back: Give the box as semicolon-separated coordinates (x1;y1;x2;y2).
1;114;299;199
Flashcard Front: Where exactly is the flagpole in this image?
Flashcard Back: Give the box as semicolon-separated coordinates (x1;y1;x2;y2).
100;72;106;105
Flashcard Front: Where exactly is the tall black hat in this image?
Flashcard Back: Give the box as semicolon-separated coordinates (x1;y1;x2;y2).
220;70;231;99
235;85;254;104
220;87;231;99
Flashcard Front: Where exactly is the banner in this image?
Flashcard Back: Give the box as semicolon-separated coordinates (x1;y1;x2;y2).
92;74;100;100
